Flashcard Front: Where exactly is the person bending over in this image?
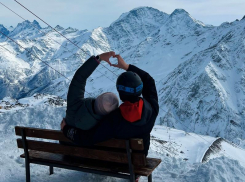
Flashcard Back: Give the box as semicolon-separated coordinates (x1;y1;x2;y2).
61;54;159;155
63;51;119;131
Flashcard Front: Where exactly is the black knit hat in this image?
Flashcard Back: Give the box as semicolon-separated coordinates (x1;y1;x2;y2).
116;71;143;97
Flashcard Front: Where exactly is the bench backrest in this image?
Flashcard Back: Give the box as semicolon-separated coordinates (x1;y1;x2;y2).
15;126;146;166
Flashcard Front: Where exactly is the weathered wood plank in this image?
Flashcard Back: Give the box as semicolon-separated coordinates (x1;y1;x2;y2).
17;139;146;166
15;126;144;150
15;126;70;141
20;151;161;176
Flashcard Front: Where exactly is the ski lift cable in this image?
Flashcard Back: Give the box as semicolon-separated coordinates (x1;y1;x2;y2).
0;43;34;68
0;35;214;159
5;0;238;154
2;2;241;158
11;1;213;143
14;0;119;77
10;1;197;139
0;1;115;84
0;31;70;80
0;44;16;55
0;35;178;155
0;30;96;97
0;38;184;159
0;43;49;72
0;1;182;155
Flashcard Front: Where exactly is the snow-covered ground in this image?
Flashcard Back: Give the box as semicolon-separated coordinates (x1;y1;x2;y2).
1;95;245;182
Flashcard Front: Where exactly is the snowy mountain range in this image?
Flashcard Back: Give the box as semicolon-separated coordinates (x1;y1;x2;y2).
1;6;245;181
1;7;245;143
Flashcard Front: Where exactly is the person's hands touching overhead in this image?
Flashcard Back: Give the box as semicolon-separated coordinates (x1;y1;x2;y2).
111;54;129;70
99;51;116;66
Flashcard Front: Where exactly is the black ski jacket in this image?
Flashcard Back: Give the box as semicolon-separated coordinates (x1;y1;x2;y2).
65;56;103;130
63;64;159;155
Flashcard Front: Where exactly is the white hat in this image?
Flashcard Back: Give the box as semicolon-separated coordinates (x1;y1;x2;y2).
94;92;119;116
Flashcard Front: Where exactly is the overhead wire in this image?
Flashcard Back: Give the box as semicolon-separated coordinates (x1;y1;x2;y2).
14;0;119;77
0;43;16;55
5;1;236;157
0;1;115;84
0;0;183;155
0;43;42;84
0;0;241;160
0;30;95;97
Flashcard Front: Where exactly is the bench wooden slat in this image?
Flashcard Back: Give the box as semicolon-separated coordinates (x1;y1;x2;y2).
20;150;161;176
17;139;146;166
15;126;70;141
15;126;144;150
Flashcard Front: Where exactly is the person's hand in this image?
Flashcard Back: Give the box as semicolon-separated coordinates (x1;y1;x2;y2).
111;54;129;70
60;118;66;131
99;51;115;66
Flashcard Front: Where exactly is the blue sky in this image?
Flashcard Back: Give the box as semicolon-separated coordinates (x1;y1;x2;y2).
0;0;244;30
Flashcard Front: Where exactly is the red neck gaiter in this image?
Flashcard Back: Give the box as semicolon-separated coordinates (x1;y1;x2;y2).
119;99;144;122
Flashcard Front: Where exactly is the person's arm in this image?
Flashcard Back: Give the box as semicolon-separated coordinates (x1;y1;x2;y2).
66;56;99;106
112;55;159;115
127;65;159;114
67;51;115;106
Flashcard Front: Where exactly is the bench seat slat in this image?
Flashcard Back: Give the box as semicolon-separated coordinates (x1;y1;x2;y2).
17;139;146;166
20;150;161;176
15;126;144;150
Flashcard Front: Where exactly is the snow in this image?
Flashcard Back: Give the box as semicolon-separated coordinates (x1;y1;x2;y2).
151;126;216;163
1;6;245;181
209;140;245;169
1;96;245;181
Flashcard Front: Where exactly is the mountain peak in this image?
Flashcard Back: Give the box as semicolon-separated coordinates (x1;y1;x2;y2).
168;8;206;27
17;20;30;26
107;6;168;50
110;6;167;27
15;20;41;29
130;6;150;11
171;9;189;16
130;6;152;12
64;27;78;34
55;25;64;30
0;24;9;37
8;26;14;31
32;20;41;29
111;7;152;24
8;20;42;37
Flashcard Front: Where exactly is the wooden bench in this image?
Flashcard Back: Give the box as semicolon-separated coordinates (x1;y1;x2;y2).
15;126;161;182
